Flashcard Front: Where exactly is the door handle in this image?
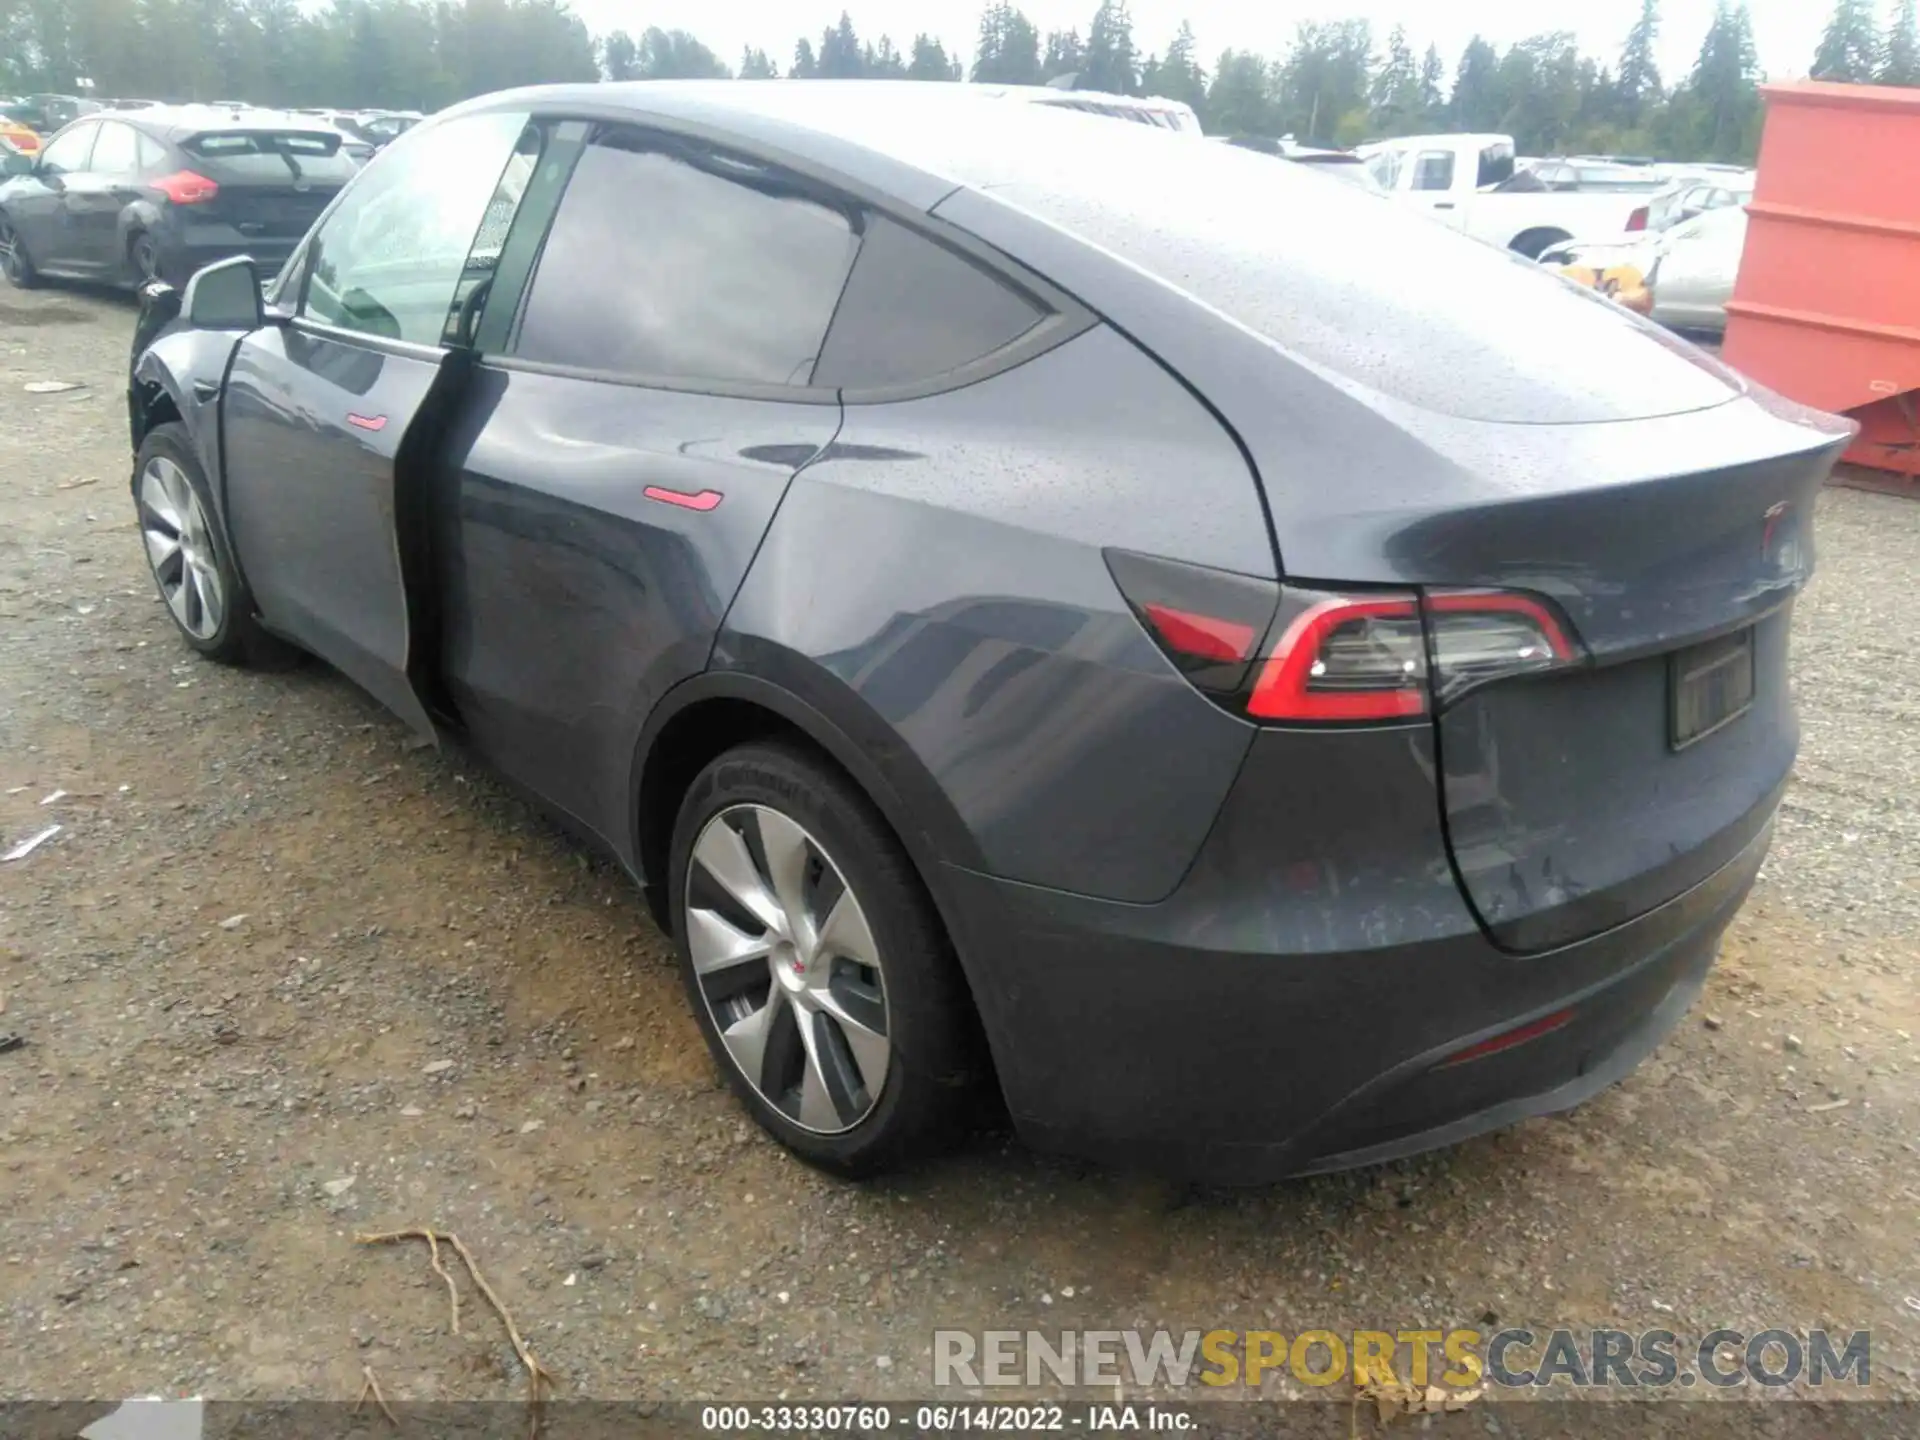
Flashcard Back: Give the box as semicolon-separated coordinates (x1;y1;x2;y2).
1433;202;1456;210
192;381;219;403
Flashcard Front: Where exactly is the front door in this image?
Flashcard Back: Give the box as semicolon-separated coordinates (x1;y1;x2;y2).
11;121;97;268
219;109;539;739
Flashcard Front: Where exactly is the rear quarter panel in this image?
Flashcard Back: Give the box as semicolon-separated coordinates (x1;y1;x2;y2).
719;323;1273;904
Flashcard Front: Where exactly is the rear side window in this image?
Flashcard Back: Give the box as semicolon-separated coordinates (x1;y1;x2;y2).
136;132;168;170
812;216;1047;391
1476;143;1516;188
513;130;858;387
88;121;141;175
1411;151;1454;192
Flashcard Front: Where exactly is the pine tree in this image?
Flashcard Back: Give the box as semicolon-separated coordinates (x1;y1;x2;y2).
601;29;637;80
1883;0;1920;83
817;12;864;78
1084;0;1139;95
1813;0;1881;80
1418;43;1447;123
1041;27;1084;81
1369;23;1420;132
1451;36;1501;131
1205;48;1274;136
1690;0;1761;158
907;33;957;80
973;2;1040;83
864;35;907;77
1151;21;1205;113
738;46;777;79
1616;0;1662;120
791;36;818;78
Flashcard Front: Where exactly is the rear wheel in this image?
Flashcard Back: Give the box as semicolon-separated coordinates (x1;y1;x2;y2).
0;212;39;289
133;422;295;667
668;742;978;1177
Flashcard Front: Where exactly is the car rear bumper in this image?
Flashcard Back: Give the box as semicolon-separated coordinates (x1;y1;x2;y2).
938;724;1771;1186
153;221;301;286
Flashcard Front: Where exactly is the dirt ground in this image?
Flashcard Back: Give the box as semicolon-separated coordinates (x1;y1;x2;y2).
3;284;1919;1423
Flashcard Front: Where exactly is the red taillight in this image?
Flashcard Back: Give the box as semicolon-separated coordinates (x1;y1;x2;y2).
1140;604;1256;665
1626;206;1649;231
1247;593;1428;722
153;170;219;205
1108;550;1583;726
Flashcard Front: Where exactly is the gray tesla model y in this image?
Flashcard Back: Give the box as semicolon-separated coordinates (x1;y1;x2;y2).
126;81;1851;1182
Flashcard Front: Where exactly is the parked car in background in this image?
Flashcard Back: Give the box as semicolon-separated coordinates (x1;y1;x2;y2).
6;94;101;131
128;81;1847;1182
1646;203;1749;334
0;106;357;289
979;81;1201;134
1;112;42;154
1518;156;1672;192
1537;174;1753;306
1357;133;1659;256
104;98;165;112
1222;134;1378;185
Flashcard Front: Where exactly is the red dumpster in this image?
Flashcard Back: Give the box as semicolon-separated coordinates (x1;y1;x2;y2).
1723;81;1920;481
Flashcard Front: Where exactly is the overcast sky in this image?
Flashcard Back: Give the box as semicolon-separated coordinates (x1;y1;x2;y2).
565;1;1824;82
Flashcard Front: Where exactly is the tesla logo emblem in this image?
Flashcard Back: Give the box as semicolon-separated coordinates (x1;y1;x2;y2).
346;413;387;432
643;486;723;512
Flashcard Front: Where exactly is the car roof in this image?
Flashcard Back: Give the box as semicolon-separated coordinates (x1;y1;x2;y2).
439;80;1240;201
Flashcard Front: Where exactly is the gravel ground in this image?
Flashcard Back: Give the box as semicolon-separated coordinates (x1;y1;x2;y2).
2;285;1918;1425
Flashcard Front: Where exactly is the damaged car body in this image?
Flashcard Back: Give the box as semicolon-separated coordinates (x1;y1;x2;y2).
127;81;1852;1183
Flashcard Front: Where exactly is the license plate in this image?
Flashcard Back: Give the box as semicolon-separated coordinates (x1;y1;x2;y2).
1669;628;1755;751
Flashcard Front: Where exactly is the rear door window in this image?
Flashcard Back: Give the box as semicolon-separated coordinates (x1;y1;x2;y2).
812;216;1048;391
1411;150;1455;192
511;128;859;387
301;110;537;346
135;132;168;171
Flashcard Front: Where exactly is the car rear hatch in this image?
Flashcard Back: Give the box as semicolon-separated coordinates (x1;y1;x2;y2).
938;143;1855;952
178;128;355;240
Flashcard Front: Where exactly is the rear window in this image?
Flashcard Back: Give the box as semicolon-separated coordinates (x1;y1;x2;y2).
1475;142;1515;188
183;130;357;183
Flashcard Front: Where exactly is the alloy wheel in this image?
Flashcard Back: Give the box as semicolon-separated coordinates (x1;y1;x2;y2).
684;803;891;1134
137;455;225;641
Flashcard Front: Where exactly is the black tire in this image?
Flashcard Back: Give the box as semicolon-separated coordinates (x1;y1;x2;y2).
128;231;160;285
0;211;39;289
132;422;297;667
668;741;979;1178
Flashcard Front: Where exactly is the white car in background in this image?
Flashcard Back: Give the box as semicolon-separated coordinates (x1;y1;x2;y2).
1646;203;1749;334
1357;133;1658;256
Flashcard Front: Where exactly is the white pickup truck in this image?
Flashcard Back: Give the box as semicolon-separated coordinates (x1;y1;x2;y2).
1355;133;1660;258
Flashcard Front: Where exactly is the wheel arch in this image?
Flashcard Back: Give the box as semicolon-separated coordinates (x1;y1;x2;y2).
1509;226;1574;259
630;668;987;936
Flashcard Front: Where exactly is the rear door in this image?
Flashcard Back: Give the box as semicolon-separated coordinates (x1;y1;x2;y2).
436;122;852;844
219;108;540;739
65;118;141;270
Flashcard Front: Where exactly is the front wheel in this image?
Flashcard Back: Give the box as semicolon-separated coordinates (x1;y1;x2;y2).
0;212;39;289
133;422;296;666
668;742;979;1177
